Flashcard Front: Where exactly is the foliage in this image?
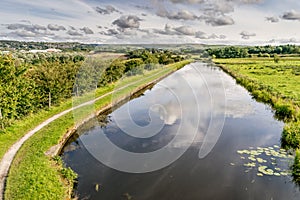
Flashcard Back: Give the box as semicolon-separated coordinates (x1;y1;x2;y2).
127;48;184;65
0;40;96;52
0;54;83;129
0;49;184;130
4;59;192;200
282;122;300;149
206;46;249;58
60;167;77;182
207;44;300;58
292;150;300;185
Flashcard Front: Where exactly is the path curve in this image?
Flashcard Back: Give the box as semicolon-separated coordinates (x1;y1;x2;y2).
0;68;174;199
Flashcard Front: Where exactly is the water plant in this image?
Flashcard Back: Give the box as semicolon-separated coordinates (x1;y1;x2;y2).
233;145;293;178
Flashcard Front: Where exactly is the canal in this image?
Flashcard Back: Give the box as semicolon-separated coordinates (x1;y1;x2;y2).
62;62;300;200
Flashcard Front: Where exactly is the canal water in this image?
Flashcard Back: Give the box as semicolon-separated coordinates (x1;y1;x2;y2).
62;62;300;200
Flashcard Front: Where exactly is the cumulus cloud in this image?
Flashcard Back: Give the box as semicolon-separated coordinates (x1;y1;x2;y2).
157;9;198;20
9;28;54;38
112;15;142;31
95;5;121;15
153;24;196;36
240;31;256;39
113;29;140;40
203;1;235;15
5;23;47;31
281;10;300;21
67;30;83;36
195;31;206;39
173;26;195;35
4;23;57;39
80;27;94;34
47;24;66;31
163;0;263;26
11;30;37;37
266;16;279;23
69;26;76;30
204;15;235;26
100;28;119;36
192;1;236;26
153;24;177;35
195;31;226;39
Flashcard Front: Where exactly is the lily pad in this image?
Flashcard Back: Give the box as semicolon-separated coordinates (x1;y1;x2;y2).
257;173;264;177
244;162;256;167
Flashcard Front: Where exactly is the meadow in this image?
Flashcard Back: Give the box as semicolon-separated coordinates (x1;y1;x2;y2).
213;57;300;183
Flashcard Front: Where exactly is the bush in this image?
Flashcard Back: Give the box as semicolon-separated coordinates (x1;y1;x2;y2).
274;101;296;120
61;167;77;182
282;122;300;149
292;149;300;186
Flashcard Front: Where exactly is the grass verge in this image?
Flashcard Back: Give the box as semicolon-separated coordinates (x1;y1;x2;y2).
4;60;192;200
213;57;300;184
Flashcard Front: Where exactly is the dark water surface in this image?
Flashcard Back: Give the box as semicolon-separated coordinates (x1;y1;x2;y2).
62;62;300;200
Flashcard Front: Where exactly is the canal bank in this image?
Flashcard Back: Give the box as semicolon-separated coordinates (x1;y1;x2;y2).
2;60;192;200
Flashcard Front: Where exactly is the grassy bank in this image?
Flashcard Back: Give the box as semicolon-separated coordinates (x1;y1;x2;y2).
4;60;192;200
213;57;300;182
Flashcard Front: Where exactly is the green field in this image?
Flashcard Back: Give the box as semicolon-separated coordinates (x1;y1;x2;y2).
213;57;300;183
214;57;300;106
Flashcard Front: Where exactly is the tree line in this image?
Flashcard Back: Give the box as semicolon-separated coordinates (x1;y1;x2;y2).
206;44;300;58
0;49;184;130
0;40;96;52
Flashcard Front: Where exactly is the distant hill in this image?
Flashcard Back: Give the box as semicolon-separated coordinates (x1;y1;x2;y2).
0;40;97;52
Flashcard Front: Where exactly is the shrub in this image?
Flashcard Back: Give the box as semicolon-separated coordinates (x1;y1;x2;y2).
282;122;300;149
274;101;296;120
292;149;300;186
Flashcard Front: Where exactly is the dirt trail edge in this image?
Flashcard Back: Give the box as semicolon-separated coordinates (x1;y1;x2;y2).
0;67;181;200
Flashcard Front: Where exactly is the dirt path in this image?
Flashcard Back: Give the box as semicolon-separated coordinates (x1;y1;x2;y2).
0;68;174;199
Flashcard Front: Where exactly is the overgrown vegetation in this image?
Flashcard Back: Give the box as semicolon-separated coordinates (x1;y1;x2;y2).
1;47;191;199
0;53;84;128
213;57;300;185
293;150;300;185
0;49;183;130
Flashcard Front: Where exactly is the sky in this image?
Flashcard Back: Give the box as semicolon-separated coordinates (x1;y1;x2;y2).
0;0;300;45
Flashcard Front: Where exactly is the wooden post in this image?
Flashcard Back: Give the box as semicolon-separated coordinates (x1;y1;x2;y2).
0;108;3;129
48;92;51;108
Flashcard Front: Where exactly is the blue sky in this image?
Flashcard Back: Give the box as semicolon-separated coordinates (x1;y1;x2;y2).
0;0;300;44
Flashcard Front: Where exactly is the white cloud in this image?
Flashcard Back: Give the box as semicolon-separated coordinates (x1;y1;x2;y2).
266;16;279;23
0;0;299;44
240;31;256;39
174;26;195;35
281;10;300;21
112;15;142;31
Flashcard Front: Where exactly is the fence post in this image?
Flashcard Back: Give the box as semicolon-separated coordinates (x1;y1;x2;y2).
0;108;3;129
49;92;51;108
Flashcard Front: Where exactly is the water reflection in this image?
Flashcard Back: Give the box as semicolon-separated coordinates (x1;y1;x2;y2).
62;62;300;200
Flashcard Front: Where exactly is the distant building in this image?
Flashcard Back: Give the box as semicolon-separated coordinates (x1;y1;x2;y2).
0;51;10;54
28;48;62;53
29;49;47;53
46;48;62;52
